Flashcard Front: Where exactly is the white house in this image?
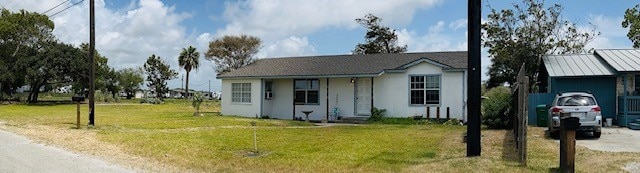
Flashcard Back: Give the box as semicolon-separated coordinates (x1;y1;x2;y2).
217;52;468;121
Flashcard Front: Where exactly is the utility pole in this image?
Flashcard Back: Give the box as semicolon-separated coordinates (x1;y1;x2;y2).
467;0;481;157
208;80;211;99
88;0;96;126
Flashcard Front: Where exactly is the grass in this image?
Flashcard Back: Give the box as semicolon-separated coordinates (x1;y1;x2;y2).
0;99;639;172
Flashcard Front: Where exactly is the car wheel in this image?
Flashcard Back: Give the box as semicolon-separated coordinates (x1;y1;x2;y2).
593;131;601;138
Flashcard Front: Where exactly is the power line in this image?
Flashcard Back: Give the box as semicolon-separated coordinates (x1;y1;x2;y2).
43;0;70;14
49;0;84;17
9;0;23;10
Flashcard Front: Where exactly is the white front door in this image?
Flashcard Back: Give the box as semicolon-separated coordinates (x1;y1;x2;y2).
356;78;372;116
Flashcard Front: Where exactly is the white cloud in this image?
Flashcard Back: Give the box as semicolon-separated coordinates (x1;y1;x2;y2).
216;0;442;41
396;19;467;52
263;36;316;58
583;14;633;49
449;18;467;31
8;0;222;91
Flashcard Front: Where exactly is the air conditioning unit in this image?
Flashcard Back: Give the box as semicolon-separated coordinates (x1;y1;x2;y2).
265;91;273;99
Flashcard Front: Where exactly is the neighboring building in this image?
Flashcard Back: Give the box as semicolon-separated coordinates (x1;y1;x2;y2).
217;52;468;121
53;85;73;93
538;49;640;126
134;90;147;99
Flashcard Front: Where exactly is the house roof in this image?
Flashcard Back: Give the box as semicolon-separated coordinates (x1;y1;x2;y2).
594;49;640;72
216;51;468;79
543;54;617;77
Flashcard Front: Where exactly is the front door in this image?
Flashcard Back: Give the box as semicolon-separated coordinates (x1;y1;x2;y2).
356;78;371;116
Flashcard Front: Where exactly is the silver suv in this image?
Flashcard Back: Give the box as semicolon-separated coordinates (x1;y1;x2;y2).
548;92;602;138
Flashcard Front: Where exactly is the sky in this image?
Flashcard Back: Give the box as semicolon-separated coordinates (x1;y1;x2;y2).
2;0;637;92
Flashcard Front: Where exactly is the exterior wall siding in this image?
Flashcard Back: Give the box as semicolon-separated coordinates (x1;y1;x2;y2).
373;62;466;120
293;78;328;120
221;79;262;117
265;78;354;120
549;77;617;120
222;62;466;121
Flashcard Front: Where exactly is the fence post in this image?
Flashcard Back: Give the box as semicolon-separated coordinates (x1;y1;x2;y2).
427;107;430;119
436;107;440;121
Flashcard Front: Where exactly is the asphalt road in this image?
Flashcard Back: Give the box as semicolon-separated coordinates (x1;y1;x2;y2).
0;129;133;173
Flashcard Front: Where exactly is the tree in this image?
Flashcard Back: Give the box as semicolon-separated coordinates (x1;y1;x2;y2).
23;41;84;103
75;43;111;95
117;67;144;99
178;46;200;98
623;4;640;48
103;68;121;99
0;9;54;99
352;13;407;54
205;35;261;74
144;55;177;100
482;0;598;88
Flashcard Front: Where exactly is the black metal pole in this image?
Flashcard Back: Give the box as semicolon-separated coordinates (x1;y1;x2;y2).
467;0;481;157
88;0;95;126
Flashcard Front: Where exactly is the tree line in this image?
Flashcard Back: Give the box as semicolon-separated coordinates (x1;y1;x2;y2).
6;0;638;103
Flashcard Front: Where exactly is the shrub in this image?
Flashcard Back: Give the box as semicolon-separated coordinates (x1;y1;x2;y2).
481;86;512;129
370;107;386;121
192;93;204;116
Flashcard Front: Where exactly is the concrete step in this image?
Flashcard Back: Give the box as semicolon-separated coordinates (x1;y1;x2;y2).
335;117;369;124
629;123;640;130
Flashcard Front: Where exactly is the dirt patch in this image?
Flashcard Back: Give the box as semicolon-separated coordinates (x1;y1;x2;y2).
0;121;183;172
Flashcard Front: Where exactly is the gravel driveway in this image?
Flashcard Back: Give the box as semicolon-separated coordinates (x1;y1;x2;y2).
0;129;133;173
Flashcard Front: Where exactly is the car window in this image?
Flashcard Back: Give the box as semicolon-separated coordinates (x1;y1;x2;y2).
557;96;596;106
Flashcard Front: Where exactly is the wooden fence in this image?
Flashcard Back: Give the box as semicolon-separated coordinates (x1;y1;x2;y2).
511;63;529;166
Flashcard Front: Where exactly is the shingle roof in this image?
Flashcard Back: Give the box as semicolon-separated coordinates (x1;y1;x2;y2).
594;49;640;72
543;54;617;77
216;51;468;78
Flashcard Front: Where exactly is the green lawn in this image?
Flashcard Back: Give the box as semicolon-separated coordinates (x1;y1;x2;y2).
0;99;638;172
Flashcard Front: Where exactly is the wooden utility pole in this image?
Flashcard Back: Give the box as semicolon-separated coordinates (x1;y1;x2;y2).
467;0;482;157
88;0;95;126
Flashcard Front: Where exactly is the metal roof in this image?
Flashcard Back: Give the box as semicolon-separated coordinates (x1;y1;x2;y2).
543;54;616;77
217;51;467;79
594;49;640;72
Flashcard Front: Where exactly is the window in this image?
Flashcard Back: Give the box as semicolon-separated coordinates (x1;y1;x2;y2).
232;83;251;103
557;96;596;106
265;81;273;100
294;79;319;105
410;75;440;105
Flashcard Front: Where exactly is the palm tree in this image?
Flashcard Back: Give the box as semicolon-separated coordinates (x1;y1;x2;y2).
178;46;200;99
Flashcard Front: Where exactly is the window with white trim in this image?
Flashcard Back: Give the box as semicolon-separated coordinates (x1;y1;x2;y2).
410;75;440;105
231;83;251;103
294;79;319;105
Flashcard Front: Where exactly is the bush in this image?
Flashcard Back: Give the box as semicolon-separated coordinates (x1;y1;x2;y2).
192;93;204;116
369;107;386;121
482;86;512;129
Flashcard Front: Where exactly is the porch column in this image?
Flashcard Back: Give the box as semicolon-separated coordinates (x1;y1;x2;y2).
624;75;628;126
326;78;329;121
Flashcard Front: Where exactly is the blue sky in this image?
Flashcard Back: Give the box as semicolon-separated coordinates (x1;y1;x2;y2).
3;0;637;92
